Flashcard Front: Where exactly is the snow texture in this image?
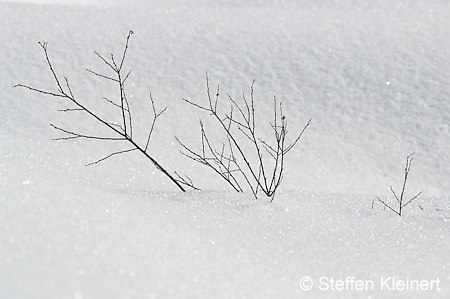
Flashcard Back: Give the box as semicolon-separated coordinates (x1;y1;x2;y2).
1;0;449;298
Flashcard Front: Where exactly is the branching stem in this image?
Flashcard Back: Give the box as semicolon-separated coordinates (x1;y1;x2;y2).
374;153;422;216
15;31;195;192
179;73;311;201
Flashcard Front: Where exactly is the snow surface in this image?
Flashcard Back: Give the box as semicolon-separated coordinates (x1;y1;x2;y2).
1;0;450;298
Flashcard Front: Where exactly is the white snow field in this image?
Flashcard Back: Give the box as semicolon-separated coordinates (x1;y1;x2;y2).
1;0;450;298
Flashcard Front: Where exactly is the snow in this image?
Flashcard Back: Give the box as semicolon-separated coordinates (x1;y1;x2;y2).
1;0;449;298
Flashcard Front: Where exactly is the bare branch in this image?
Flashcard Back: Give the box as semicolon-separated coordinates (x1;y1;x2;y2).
258;138;277;154
390;186;400;203
110;53;118;71
86;148;137;166
121;86;132;138
122;70;132;85
375;153;423;216
181;97;211;111
50;124;126;141
58;108;84;112
64;76;75;98
214;84;220;112
176;127;243;193
376;197;400;216
13;84;65;98
86;68;119;82
15;32;188;192
227;93;250;126
284;118;312;154
93;51;115;71
402;191;423;209
174;171;201;190
101;97;129;112
38;41;64;94
224;115;250;130
145;93;167;152
179;75;310;201
119;31;134;72
107;122;125;132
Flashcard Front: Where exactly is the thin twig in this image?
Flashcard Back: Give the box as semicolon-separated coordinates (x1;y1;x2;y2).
58;108;84;112
15;31;188;192
179;74;310;201
86;69;119;82
86;148;137;166
374;153;422;216
50;124;126;141
145;93;167;152
376;197;400;216
402;191;423;209
174;171;201;190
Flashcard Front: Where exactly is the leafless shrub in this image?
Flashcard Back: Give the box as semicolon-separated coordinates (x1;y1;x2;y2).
373;153;423;216
177;74;311;202
15;31;197;191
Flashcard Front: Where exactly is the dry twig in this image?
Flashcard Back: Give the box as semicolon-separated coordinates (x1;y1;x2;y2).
15;31;197;191
374;153;423;216
177;73;311;201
